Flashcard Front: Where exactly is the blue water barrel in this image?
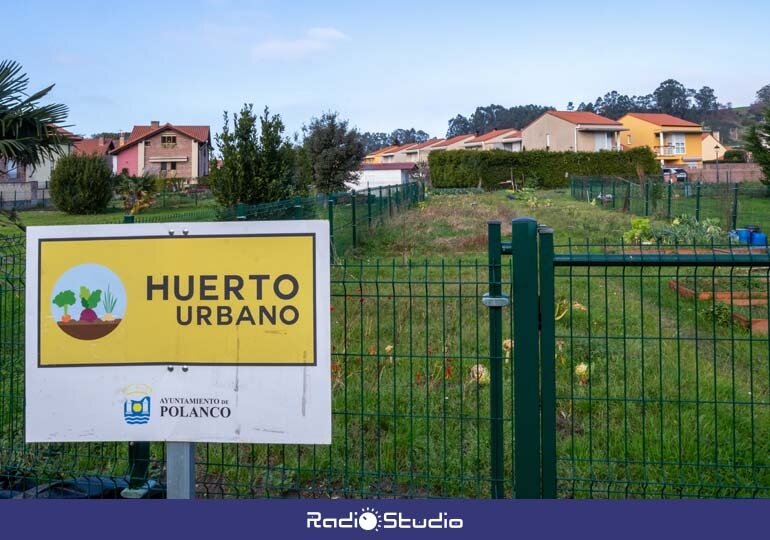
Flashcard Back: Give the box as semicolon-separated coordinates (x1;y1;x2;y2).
736;229;752;244
751;232;767;246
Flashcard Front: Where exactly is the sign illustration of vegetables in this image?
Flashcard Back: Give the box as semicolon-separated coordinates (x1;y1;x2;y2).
52;290;76;322
79;286;102;322
53;282;123;341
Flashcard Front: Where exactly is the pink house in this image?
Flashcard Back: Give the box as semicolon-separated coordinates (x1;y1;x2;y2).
110;121;210;180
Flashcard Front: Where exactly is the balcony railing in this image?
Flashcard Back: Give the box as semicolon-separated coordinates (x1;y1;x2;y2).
654;145;685;156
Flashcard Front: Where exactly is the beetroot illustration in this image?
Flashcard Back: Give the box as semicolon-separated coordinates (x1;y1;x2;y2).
79;286;102;322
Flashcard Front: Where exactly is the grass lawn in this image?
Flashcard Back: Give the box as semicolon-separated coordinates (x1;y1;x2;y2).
3;188;770;498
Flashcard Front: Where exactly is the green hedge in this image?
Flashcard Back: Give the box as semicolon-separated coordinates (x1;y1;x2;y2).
428;147;658;189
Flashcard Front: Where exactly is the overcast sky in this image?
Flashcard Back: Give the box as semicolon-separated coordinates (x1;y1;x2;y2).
6;0;769;140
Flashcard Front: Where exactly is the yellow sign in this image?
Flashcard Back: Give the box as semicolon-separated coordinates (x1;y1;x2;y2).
38;234;317;367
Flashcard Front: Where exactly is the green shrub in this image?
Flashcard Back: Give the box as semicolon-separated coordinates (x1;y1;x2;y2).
428;147;658;189
50;154;114;214
723;149;747;163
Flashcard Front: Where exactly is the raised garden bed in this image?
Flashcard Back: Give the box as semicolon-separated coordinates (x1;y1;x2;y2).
731;304;770;334
669;279;769;305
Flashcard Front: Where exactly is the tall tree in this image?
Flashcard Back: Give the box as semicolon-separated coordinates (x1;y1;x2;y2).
745;106;770;186
653;79;693;119
0;60;68;175
750;84;770;115
302;112;364;193
209;104;298;206
258;106;296;201
692;86;719;120
446;104;553;137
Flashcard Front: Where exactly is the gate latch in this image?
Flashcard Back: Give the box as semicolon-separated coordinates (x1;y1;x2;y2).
482;293;509;308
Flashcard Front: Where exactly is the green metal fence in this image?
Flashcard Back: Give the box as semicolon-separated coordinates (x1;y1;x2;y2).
4;200;770;498
571;176;770;233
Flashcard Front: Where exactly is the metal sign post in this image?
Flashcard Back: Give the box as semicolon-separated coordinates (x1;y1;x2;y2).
167;442;196;499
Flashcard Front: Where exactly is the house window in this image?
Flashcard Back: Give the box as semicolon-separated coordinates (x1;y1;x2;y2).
144;141;151;146
503;142;513;151
160;162;177;177
594;132;612;151
161;135;177;148
670;134;685;154
627;135;632;145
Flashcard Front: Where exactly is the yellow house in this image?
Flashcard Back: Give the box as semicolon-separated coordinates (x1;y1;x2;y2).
701;132;728;162
362;144;399;164
618;113;703;168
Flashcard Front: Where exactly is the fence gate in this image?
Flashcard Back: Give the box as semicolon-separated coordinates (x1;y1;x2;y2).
496;216;770;498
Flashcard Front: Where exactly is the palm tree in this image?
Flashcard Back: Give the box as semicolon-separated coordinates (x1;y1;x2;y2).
0;59;69;175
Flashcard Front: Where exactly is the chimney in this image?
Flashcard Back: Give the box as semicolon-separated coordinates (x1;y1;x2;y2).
150;120;160;128
713;131;721;142
99;136;105;146
118;131;125;147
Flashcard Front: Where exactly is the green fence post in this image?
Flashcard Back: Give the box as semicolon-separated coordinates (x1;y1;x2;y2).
351;189;357;248
695;183;702;221
537;225;556;499
123;215;135;224
611;180;617;209
511;217;542;498
236;203;246;221
378;187;383;224
644;181;650;216
484;221;506;499
293;197;303;219
387;186;393;218
328;197;335;252
667;182;672;218
732;184;739;230
367;188;372;228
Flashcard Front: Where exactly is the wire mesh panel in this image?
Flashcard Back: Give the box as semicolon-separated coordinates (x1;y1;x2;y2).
195;259;512;498
552;242;770;498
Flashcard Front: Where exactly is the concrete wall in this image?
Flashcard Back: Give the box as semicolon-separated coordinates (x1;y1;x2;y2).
693;163;764;183
27;144;73;183
114;144;139;176
352;169;410;190
522;114;576;151
0;181;51;210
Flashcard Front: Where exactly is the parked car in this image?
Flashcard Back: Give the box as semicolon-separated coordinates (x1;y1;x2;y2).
662;167;688;183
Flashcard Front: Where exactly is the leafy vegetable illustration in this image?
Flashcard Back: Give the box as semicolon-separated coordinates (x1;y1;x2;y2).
79;286;102;322
52;290;76;322
102;285;117;322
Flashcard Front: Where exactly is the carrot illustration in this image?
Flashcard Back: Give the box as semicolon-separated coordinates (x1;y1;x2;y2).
52;290;76;322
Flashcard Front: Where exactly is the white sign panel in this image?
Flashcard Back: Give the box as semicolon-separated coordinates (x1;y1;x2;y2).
25;221;331;444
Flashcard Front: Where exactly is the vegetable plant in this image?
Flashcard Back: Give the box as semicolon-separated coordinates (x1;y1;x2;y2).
101;285;118;322
52;290;76;322
79;286;102;322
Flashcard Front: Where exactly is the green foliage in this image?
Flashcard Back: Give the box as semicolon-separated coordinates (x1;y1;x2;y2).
79;286;101;309
209;105;298;207
0;60;69;167
52;290;76;314
623;214;727;245
622;218;652;243
446;104;553;137
723;149;747;163
50;153;113;214
115;172;157;214
102;286;117;313
429;147;658;189
745;106;770;186
302;111;365;193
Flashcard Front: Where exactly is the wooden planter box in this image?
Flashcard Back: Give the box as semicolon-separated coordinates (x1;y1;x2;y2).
668;280;769;304
732;313;769;334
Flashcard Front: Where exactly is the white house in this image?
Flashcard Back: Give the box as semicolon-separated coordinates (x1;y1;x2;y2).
351;162;418;191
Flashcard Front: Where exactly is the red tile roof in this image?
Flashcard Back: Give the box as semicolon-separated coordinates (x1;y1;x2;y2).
547;111;622;126
111;123;210;153
466;128;521;144
365;145;399;158
381;142;420;155
75;137;115;156
52;126;83;141
404;138;443;151
624;113;701;128
432;134;474;148
360;162;418;171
